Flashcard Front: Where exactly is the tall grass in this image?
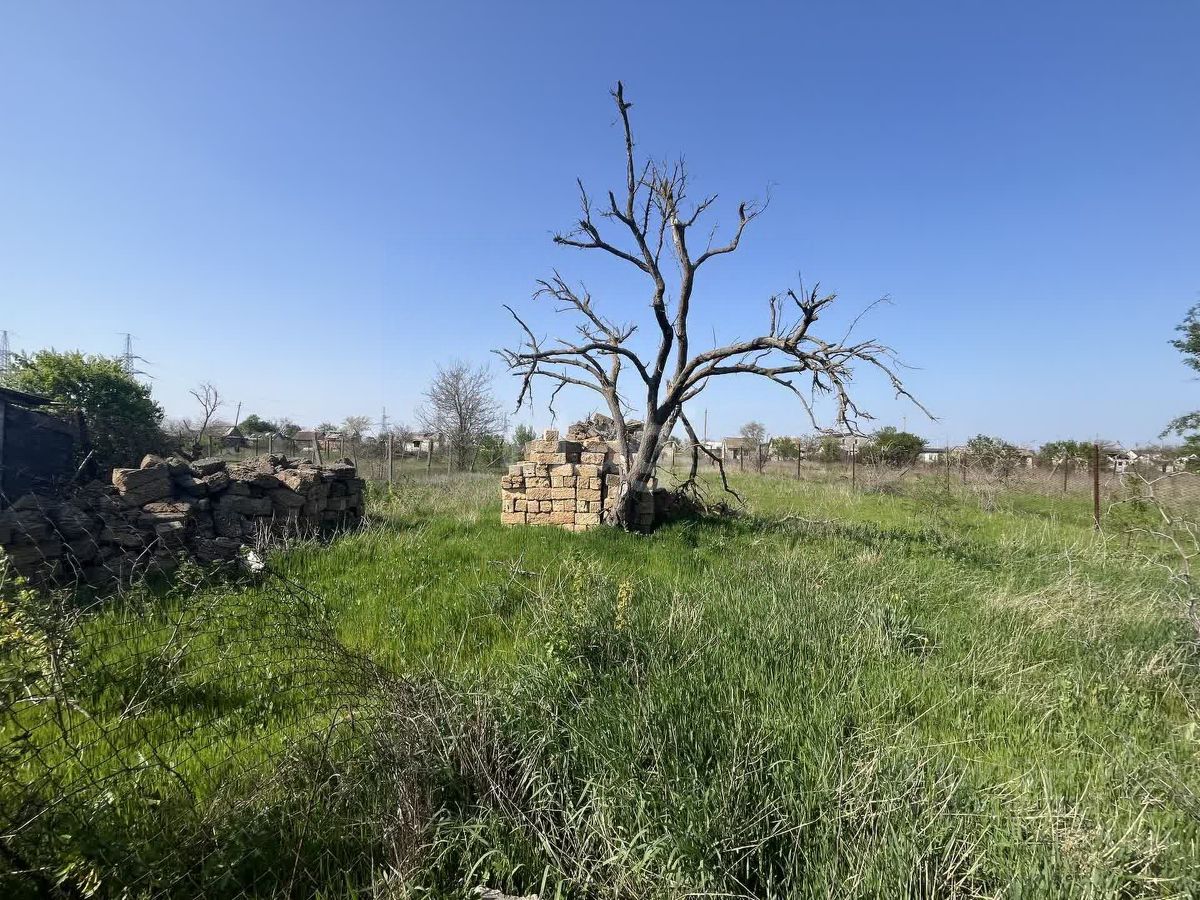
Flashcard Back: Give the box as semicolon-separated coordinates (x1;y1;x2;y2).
3;470;1198;897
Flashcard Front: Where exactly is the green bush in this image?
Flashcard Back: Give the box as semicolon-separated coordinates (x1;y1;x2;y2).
3;349;167;472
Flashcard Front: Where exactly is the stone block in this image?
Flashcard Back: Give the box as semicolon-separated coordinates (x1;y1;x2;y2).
229;459;280;489
191;457;227;476
172;472;208;496
549;487;576;500
219;495;271;516
5;540;62;567
269;488;306;509
551;499;576;512
164;456;191;475
65;537;98;562
112;466;172;506
50;502;95;539
202;470;231;493
574;512;601;526
154;520;188;545
327;462;357;480
276;467;320;492
500;511;526;526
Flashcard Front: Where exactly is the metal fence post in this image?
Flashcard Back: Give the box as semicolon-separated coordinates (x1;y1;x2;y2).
1093;442;1101;530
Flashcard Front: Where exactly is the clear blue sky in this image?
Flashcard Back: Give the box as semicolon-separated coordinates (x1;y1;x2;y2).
2;2;1196;447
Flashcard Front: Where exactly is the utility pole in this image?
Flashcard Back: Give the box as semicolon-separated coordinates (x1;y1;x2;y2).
380;406;392;484
945;436;951;495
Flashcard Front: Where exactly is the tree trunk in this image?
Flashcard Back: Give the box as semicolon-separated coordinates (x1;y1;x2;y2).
615;416;664;529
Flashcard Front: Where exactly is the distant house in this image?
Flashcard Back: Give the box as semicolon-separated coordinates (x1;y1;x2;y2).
1107;448;1141;474
677;439;724;460
835;434;865;454
290;430;347;454
293;429;323;451
918;447;951;464
405;433;439;455
245;430;288;451
1014;447;1037;468
721;437;750;460
222;425;248;449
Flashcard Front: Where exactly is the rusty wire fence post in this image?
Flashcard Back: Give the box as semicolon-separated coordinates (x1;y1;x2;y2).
1093;442;1101;530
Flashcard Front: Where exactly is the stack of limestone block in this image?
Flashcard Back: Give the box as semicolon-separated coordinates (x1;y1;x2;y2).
500;429;618;531
500;428;656;531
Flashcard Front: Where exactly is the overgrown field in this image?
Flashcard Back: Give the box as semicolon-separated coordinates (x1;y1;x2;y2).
3;472;1199;898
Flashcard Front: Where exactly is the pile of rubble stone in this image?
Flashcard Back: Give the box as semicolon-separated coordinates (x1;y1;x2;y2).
0;454;364;587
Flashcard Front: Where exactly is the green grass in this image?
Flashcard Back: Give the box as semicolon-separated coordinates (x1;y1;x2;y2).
3;471;1199;898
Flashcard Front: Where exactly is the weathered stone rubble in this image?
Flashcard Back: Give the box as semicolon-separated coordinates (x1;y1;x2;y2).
500;427;655;531
0;454;364;587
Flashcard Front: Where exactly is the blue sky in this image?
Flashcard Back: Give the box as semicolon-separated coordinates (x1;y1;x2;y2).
1;2;1196;447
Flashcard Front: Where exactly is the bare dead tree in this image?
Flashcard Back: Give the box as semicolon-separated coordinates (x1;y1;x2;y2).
498;83;928;527
417;361;508;472
175;382;223;457
342;415;373;465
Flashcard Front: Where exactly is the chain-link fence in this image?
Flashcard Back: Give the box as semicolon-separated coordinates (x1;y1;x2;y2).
655;450;1200;524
